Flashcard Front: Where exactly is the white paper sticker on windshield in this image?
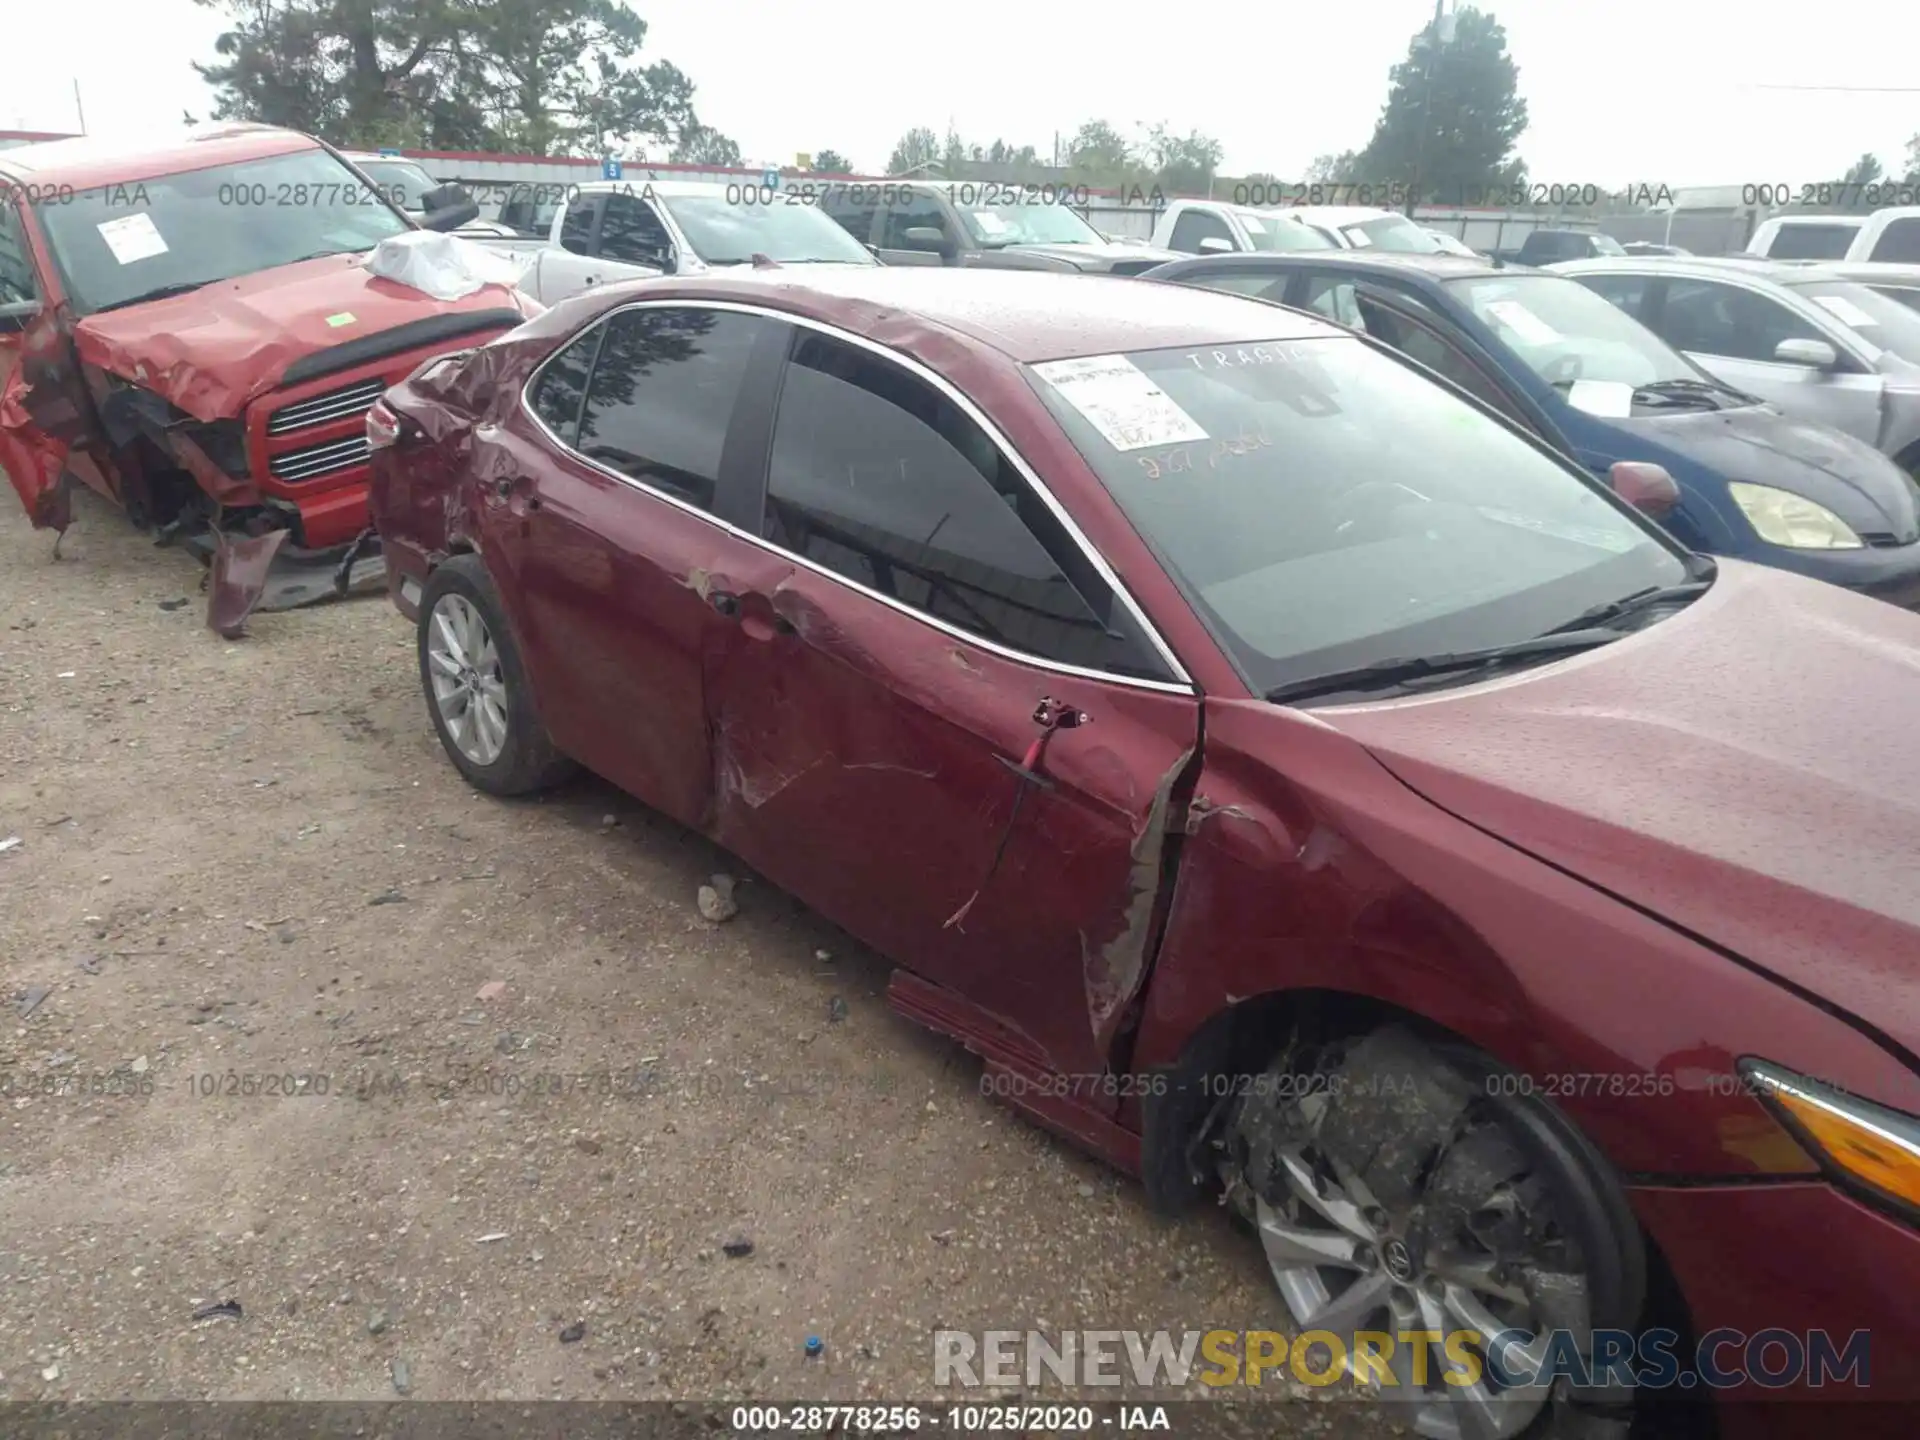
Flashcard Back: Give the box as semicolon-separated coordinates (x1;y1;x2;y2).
1032;355;1210;452
972;210;1008;235
1809;293;1876;329
1240;214;1266;232
1566;379;1635;417
97;212;168;265
1342;228;1374;248
1484;299;1562;347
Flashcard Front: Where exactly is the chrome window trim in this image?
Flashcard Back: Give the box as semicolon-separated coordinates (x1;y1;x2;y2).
517;297;1197;695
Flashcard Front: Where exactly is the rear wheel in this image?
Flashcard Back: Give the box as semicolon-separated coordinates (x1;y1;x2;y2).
417;555;575;796
1219;1025;1644;1439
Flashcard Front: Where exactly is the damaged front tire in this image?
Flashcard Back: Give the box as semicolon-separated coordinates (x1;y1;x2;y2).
417;554;576;796
1220;1026;1645;1439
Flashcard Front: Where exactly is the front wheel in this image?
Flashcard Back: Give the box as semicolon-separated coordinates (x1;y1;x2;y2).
1219;1026;1645;1439
416;554;575;796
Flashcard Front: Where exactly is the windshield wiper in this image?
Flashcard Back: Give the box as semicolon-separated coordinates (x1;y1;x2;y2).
1264;627;1625;706
93;280;212;312
1635;376;1760;407
1543;572;1715;636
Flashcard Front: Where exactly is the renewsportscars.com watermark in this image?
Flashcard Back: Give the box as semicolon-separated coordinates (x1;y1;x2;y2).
933;1328;1872;1393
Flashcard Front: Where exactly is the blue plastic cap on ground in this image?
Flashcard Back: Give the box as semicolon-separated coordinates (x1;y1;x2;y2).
804;1335;823;1356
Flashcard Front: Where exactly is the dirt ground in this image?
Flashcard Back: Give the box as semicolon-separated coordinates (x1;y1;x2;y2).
0;491;1401;1432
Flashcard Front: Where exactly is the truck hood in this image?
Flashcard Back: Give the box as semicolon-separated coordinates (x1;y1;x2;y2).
1321;561;1920;1051
1608;402;1920;542
72;252;526;423
999;240;1185;274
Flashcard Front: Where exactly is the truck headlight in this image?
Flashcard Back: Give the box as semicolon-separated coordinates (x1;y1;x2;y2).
1727;482;1863;549
1742;1060;1920;1213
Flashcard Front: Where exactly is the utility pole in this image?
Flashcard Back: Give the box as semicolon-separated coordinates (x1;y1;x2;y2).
1406;0;1450;217
74;79;87;136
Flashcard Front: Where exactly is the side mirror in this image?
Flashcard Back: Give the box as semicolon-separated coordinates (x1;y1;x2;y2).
1197;236;1234;254
1774;337;1839;370
1609;461;1681;520
420;183;481;233
902;225;952;256
0;297;42;333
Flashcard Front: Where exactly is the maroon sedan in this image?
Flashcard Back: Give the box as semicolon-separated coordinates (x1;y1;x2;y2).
367;268;1920;1437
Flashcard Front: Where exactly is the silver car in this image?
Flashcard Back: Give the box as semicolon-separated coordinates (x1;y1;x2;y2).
1553;255;1920;475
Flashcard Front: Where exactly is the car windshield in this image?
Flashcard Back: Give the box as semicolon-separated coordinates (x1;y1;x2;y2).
1236;211;1334;252
1339;214;1446;253
35;147;413;315
1784;279;1920;363
1447;272;1702;390
356;159;440;213
1590;233;1627;256
1027;336;1687;696
957;202;1104;247
658;195;875;265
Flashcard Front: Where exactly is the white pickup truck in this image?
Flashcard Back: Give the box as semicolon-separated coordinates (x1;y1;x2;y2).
1148;199;1335;256
1746;206;1920;264
471;178;880;305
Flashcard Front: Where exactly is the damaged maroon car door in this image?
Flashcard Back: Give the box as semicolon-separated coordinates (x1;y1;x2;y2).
699;320;1201;1092
485;305;779;827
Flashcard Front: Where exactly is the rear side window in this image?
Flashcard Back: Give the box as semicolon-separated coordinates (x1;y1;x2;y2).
0;198;38;304
1573;273;1651;319
763;331;1161;677
527;327;603;445
571;308;766;512
1185;270;1291;304
1169;209;1235;253
1870;218;1920;264
1765;223;1859;260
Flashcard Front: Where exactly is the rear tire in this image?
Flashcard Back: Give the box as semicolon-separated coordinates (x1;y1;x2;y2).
416;554;575;796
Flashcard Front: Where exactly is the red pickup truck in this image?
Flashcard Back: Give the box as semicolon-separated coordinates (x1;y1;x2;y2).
0;123;537;631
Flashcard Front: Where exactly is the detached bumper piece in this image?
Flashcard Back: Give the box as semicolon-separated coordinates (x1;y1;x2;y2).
188;526;387;639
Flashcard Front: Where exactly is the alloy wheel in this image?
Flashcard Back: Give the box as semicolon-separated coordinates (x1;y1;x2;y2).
1225;1033;1598;1439
426;592;509;767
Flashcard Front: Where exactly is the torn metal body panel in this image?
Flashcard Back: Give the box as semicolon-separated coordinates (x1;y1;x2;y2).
0;125;533;635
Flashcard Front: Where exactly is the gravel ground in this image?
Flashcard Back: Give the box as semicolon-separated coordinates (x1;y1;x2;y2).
0;491;1401;1434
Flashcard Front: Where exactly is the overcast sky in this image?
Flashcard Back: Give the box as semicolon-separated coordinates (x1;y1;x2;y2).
9;0;1918;187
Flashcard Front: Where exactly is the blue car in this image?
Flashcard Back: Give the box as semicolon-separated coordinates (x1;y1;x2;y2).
1141;251;1920;607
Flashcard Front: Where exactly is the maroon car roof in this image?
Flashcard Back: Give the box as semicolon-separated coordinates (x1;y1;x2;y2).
619;267;1342;363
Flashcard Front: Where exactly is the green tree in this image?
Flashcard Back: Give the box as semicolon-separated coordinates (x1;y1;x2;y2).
194;0;699;155
1354;5;1528;204
813;148;852;174
886;126;940;174
671;122;741;167
1065;119;1145;189
1305;151;1359;183
1144;124;1223;195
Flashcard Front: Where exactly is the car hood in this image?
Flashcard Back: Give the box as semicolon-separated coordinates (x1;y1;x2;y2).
1609;402;1920;540
1322;561;1920;1051
1000;240;1184;273
72;252;524;423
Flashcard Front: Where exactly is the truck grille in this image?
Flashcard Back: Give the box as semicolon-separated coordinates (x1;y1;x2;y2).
269;434;371;483
267;378;389;436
